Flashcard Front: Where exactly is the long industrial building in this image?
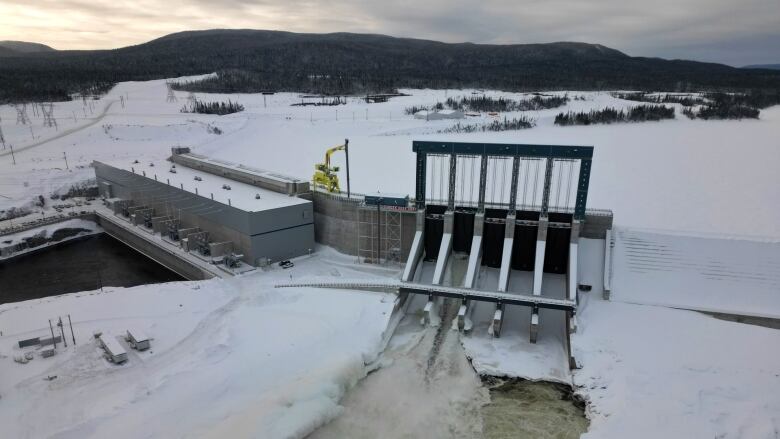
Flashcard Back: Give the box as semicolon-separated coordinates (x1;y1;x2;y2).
93;148;314;266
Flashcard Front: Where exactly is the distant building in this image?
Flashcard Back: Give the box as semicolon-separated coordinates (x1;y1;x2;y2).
414;109;465;120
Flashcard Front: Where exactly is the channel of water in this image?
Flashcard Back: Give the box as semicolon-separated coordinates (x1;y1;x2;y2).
0;233;183;304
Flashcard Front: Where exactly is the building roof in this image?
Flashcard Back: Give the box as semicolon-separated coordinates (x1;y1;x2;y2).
100;335;127;356
182;152;304;187
126;327;149;342
101;159;310;213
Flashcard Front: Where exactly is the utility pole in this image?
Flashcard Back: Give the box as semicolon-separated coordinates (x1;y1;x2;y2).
58;317;68;347
344;138;351;198
10;145;16;165
63;152;69;170
48;319;57;348
68;314;76;345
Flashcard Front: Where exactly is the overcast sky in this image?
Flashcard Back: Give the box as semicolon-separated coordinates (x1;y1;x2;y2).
1;0;778;66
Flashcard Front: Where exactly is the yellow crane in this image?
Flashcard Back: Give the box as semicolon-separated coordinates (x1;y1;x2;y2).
313;139;350;194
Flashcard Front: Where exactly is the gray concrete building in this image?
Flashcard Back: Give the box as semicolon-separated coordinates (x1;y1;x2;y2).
93;150;314;266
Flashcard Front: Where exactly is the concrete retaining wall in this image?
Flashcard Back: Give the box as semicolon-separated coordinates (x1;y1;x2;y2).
310;191;612;260
311;191;417;259
96;214;217;280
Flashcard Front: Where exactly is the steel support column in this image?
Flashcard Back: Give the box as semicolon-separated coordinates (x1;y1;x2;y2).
448;153;457;210
540;158;554;217
477;155;488;212
508;156;520;215
574;158;591;220
415;152;427;209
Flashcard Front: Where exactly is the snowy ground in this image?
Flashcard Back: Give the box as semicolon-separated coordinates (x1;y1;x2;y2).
1;79;779;238
0;248;399;438
574;293;780;439
1;78;779;437
611;227;780;319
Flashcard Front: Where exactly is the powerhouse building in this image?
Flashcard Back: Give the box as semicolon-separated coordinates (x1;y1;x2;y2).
93;148;313;265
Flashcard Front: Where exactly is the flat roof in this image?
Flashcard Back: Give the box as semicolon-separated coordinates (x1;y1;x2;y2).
100;335;127;356
126;328;149;342
181;152;304;186
101;159;310;212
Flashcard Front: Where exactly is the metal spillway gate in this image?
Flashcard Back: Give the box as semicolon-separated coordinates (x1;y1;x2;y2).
403;141;594;370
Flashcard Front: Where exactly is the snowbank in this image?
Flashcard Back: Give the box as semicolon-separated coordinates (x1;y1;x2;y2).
0;250;398;438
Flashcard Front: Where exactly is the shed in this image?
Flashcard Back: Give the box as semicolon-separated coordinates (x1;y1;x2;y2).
414;110;465;120
125;328;151;351
99;335;128;364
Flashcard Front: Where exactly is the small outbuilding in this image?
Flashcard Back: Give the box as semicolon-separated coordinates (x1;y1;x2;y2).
125;328;151;351
99;335;128;364
414;109;465;120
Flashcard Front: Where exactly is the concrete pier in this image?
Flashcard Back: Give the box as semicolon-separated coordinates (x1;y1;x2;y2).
532;216;548;295
567;220;581;303
463;213;484;289
530;309;539;343
497;213;516;292
491;304;504;338
431;211;454;285
402;210;425;282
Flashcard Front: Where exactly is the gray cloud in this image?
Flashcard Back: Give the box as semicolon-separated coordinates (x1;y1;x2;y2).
1;0;778;65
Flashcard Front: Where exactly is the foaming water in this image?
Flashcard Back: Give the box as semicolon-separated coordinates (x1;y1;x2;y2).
482;377;588;439
309;307;488;439
309;297;588;438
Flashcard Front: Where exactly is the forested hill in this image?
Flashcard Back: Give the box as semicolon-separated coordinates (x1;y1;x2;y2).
0;40;56;55
743;64;780;70
2;29;780;102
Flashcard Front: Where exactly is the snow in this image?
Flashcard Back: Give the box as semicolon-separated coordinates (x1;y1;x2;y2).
460;264;573;384
574;293;780;439
102;157;308;211
2;83;778;238
0;77;779;437
455;237;780;437
611;227;780;319
0;248;398;438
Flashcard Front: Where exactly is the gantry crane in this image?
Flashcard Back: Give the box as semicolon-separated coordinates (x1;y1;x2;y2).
313;139;350;194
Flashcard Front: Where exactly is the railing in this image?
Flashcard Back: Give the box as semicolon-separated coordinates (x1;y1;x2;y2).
275;280;576;311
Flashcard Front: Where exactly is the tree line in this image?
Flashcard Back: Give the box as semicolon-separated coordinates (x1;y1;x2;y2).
181;99;245;115
405;94;569;115
554;105;675;125
440;116;536;133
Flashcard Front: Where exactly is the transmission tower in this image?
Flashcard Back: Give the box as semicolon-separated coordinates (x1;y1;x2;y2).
41;103;58;130
15;104;30;125
166;83;178;103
